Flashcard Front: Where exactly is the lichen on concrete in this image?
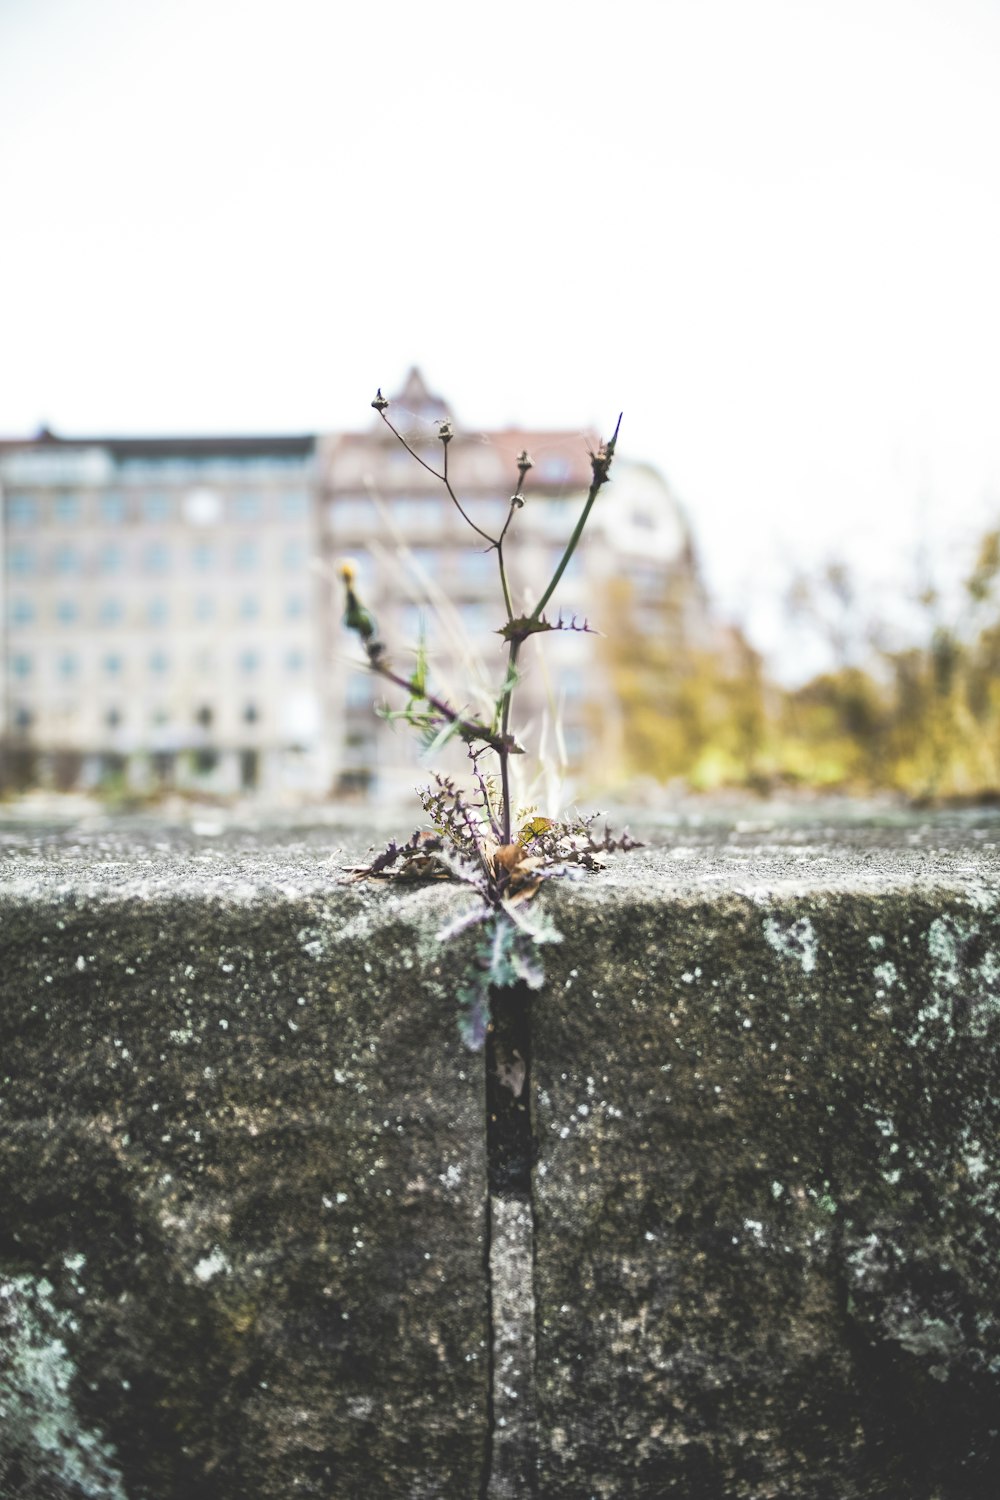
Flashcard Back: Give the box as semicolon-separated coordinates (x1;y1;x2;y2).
0;841;488;1499
532;860;1000;1498
3;811;1000;1496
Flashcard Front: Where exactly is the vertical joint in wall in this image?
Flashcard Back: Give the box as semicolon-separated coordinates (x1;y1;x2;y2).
483;982;538;1499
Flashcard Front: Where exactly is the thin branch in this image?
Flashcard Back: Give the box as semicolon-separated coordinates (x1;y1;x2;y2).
379;411;498;547
531;413;622;623
363;645;517;757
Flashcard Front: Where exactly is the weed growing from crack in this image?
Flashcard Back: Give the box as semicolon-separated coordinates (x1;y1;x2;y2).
341;390;639;1047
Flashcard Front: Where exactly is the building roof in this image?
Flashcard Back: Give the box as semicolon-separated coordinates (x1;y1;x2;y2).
0;428;316;459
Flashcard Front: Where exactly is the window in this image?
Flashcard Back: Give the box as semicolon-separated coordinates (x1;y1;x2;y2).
53;492;81;524
238;595;259;621
100;492;127;524
7;494;38;527
239;648;260;674
459;550;494;584
103;652;124;677
195;705;213;728
233;491;261;521
143;541;169;574
142;492;172;522
282;538;306;571
147;597;169;626
53;544;81;575
391;497;443;532
243;702;259;724
9;597;34;626
285;648;306;672
281;490;308;520
331;496;375;533
192;542;216;572
99;543;124;574
194;593;214;622
234;539;258;571
13;706;32;731
458;602;489;635
57;652;79;680
57;599;80;625
285;592;305;619
7;545;35;575
400;604;425;642
105;707;122;729
560;667;585;700
98;597;123;626
409;546;440;577
345;673;372;708
11;653;32;678
149;649;169;675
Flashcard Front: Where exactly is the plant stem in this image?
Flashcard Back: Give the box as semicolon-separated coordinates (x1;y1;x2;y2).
380;412;497;547
496;540;514;623
498;640;521;843
531;413;622;624
367;651;511;756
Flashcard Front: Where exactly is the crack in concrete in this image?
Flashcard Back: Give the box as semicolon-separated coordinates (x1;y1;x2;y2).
483;983;538;1499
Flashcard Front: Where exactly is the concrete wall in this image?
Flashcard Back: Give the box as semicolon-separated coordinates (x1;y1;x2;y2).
1;820;999;1497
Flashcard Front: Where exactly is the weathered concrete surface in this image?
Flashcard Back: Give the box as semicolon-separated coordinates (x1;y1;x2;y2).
535;829;1000;1499
0;841;487;1500
4;810;1000;1498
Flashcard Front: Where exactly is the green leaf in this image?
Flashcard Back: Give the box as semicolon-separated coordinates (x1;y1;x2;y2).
497;615;556;644
410;633;428;698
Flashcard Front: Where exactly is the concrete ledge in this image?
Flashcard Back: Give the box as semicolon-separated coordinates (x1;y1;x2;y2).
534;877;1000;1498
2;817;1000;1497
0;856;486;1500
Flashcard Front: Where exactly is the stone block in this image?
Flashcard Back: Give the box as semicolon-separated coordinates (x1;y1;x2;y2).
533;851;1000;1498
0;851;487;1500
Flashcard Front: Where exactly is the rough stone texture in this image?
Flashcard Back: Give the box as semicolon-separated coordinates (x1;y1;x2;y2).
5;807;1000;1498
486;1195;537;1499
534;825;1000;1499
0;836;488;1500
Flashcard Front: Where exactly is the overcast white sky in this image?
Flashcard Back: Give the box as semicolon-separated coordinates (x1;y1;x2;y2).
2;0;999;674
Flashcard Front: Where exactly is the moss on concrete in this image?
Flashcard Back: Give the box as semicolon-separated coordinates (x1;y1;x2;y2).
534;878;1000;1498
0;872;487;1500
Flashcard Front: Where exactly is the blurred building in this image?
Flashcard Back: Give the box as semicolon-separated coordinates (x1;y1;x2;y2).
321;369;713;797
0;370;712;799
0;430;323;794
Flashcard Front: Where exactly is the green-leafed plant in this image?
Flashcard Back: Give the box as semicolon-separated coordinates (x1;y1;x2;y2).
340;389;638;1047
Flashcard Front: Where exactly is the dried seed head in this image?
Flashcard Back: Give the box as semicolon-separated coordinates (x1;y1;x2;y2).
516;449;533;476
438;420;453;445
589;441;612;485
371;388;389;412
509;494;524;510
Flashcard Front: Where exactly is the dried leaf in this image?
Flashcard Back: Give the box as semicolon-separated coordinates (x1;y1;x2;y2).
495;1046;527;1098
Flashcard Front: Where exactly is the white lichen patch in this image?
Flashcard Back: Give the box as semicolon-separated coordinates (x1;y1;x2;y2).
0;1273;128;1500
193;1247;230;1283
763;915;818;975
873;961;898;990
914;915;1000;1041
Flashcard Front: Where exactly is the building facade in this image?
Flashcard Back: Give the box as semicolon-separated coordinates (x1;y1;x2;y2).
0;370;712;800
0;431;324;794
